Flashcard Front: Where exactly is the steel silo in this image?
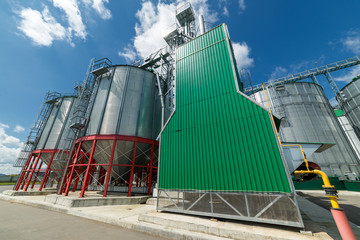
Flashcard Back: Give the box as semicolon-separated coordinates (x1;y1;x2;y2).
337;77;360;136
61;65;161;197
15;96;78;191
252;82;360;177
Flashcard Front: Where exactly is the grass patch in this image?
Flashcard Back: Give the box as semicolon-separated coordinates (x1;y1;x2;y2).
0;182;16;185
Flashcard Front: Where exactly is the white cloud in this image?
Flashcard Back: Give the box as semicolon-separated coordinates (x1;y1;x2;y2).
118;45;137;63
0;164;21;175
53;0;87;40
232;42;254;70
269;66;287;80
83;0;111;20
0;123;9;129
0;124;23;174
238;0;246;11
17;6;67;46
92;0;112;19
334;65;360;83
13;125;25;133
223;6;229;17
342;30;360;54
119;0;219;61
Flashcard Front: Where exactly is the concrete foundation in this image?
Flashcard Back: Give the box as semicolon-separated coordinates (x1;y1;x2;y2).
3;189;57;196
44;193;150;208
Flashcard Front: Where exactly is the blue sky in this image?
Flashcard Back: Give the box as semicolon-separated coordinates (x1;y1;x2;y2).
1;0;360;174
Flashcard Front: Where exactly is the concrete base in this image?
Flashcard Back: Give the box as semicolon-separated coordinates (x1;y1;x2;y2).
3;189;57;196
45;194;151;208
138;211;332;240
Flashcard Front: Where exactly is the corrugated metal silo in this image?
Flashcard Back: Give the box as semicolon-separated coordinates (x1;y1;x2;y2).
337;77;360;135
252;82;360;177
61;65;161;197
15;96;78;191
334;109;360;162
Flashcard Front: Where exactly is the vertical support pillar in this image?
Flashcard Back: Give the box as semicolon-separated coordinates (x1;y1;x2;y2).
15;154;34;191
24;153;41;191
80;140;97;197
72;154;85;192
103;139;116;197
21;155;37;190
64;142;83;196
39;151;56;191
147;144;155;195
31;161;43;189
128;142;137;197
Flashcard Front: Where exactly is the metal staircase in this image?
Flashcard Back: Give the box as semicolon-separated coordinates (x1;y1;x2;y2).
13;91;61;167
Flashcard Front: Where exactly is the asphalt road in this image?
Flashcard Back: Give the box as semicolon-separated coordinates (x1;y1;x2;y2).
0;185;164;240
297;190;360;226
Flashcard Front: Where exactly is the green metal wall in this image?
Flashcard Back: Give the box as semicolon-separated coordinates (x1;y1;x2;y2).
159;24;292;193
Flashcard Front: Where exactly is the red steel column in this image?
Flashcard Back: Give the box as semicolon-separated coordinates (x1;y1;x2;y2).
80;140;97;197
39;151;56;191
72;154;85;192
127;142;137;197
64;142;83;196
103;139;117;197
31;161;43;189
24;153;41;191
15;154;34;191
147;144;155;195
21;155;37;190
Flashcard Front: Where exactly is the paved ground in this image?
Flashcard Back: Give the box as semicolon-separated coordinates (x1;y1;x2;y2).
297;190;360;226
0;185;164;240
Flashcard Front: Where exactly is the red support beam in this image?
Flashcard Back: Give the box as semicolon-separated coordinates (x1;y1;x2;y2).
64;142;83;196
80;140;97;197
15;154;34;191
103;139;117;197
72;154;85;192
24;153;41;191
31;161;43;189
21;155;37;190
147;144;155;195
127;142;137;197
39;151;56;191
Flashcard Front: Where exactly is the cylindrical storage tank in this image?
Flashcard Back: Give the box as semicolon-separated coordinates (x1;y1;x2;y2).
251;82;360;178
35;96;78;174
334;109;360;162
337;77;360;136
62;65;161;197
15;95;78;191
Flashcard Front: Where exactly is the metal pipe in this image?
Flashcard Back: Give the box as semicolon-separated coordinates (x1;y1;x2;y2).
156;73;165;128
199;15;205;34
261;83;355;239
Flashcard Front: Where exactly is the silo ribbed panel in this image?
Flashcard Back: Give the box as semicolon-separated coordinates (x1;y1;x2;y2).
159;24;292;193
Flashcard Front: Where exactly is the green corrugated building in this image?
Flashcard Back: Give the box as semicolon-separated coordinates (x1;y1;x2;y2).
157;24;303;227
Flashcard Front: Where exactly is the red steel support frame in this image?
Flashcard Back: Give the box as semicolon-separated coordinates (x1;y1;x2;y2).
127;142;137;197
103;139;117;197
62;134;158;198
64;142;83;196
15;154;34;191
21;155;37;190
24;153;41;191
30;161;43;189
80;140;97;197
39;151;56;191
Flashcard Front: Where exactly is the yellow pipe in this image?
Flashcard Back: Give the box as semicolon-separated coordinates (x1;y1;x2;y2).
261;84;340;209
294;170;340;208
261;84;310;171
